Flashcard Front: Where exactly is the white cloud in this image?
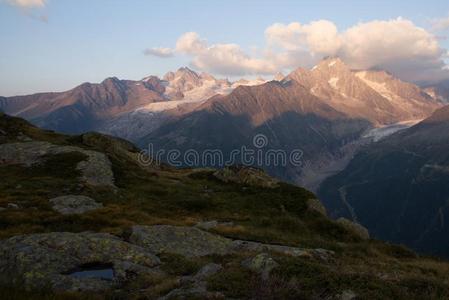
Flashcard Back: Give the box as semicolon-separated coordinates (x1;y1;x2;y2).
143;47;174;58
340;19;442;67
431;16;449;31
266;20;341;55
264;18;448;81
4;0;48;22
174;32;277;75
6;0;46;8
146;18;449;82
175;32;207;54
303;20;342;55
190;43;276;75
265;22;304;50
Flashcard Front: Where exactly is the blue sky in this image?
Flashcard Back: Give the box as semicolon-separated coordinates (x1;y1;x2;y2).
1;0;449;96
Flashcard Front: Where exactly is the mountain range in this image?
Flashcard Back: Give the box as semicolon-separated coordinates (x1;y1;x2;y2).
2;57;449;257
0;67;267;140
140;57;443;190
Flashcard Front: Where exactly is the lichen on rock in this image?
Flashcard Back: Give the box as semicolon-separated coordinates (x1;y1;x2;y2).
129;225;334;261
49;195;103;215
130;225;233;257
0;232;160;291
0;141;115;187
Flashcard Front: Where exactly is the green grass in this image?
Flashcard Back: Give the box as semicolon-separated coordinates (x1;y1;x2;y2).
207;265;253;299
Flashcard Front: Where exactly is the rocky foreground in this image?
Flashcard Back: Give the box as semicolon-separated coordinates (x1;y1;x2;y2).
0;224;336;298
1;113;449;299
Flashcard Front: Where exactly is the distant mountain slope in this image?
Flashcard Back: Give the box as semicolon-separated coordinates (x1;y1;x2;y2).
0;77;166;133
140;77;372;185
142;58;442;190
0;67;267;139
424;79;449;104
318;105;449;257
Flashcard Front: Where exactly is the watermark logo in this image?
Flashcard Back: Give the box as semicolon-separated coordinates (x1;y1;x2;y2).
138;134;303;168
253;133;268;148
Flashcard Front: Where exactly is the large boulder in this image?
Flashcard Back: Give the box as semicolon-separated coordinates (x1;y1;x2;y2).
0;141;115;187
0;232;160;291
49;195;103;215
129;225;233;257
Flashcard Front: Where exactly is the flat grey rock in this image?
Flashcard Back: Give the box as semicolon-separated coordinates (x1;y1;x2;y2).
0;141;115;187
129;225;334;260
0;232;160;292
49;195;103;215
130;225;232;257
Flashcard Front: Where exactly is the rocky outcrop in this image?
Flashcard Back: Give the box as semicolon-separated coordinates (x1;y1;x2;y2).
129;225;334;260
130;225;233;257
213;166;279;188
49;195;103;215
0;141;115;187
230;240;334;261
0;222;357;296
337;218;370;240
0;232;160;291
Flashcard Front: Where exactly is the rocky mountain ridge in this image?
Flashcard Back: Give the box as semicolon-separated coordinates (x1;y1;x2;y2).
0;67;267;139
141;57;443;191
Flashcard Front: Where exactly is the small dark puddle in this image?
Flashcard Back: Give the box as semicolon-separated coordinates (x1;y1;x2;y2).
63;262;114;280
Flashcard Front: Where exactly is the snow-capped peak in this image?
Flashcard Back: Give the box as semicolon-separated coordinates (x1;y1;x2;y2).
315;57;346;71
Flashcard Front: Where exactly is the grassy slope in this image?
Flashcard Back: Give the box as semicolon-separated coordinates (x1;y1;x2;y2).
1;113;449;299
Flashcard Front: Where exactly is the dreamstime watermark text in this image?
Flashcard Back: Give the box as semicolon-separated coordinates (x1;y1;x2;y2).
138;134;303;168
